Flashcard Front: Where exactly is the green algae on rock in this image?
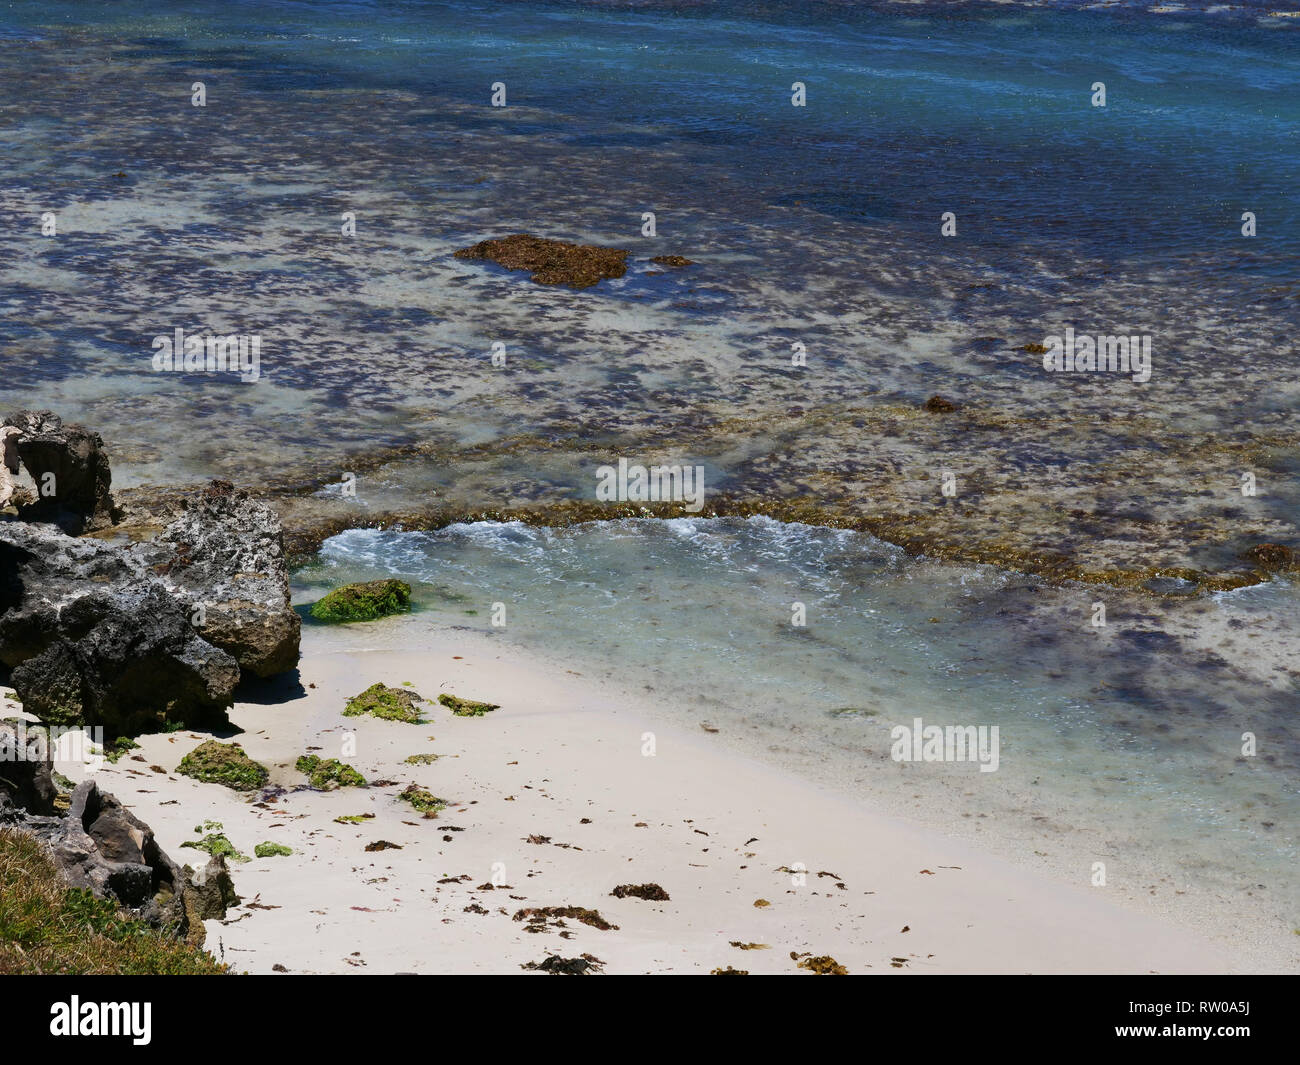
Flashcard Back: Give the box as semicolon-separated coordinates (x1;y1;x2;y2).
176;740;269;792
404;752;439;764
454;233;628;289
438;693;499;717
344;682;427;723
181;832;248;863
254;841;292;858
398;782;447;816
308;579;411;623
295;754;366;789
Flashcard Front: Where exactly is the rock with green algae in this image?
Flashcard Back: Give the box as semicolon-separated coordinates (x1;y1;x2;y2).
344;682;427;723
438;693;499;717
175;740;269;792
308;579;411;623
295;754;366;790
398;782;447;816
180;832;249;863
404;752;438;765
254;841;292;858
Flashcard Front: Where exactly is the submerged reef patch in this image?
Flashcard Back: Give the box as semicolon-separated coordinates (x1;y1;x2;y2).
454;234;628;289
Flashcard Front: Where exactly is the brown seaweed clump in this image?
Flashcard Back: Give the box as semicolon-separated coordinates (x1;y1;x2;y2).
454;234;628;289
610;883;670;901
512;906;619;932
1241;543;1295;571
922;394;958;413
521;953;604;975
649;255;696;267
792;951;849;975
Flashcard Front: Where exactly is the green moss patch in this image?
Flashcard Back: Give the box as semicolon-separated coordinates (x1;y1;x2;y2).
180;833;249;863
104;737;140;764
309;579;411;623
398;783;447;816
176;740;269;792
295;754;366;790
254;842;292;858
438;693;499;717
344;683;427;723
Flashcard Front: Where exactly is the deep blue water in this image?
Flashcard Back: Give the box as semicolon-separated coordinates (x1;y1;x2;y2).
4;0;1299;271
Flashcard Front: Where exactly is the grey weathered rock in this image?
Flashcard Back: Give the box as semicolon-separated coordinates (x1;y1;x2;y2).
0;722;58;818
0;426;20;510
139;480;301;678
1;410;117;533
1;468;300;728
188;854;241;920
0;523;240;732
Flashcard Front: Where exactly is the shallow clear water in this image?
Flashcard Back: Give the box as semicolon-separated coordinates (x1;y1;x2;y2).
297;518;1299;918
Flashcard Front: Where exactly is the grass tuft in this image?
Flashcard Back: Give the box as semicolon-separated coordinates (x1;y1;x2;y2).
0;829;225;975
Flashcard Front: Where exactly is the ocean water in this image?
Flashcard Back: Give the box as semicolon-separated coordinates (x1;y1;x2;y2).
2;0;1299;489
1;0;1297;960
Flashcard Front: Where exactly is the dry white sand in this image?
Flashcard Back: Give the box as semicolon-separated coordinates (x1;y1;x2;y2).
28;620;1260;976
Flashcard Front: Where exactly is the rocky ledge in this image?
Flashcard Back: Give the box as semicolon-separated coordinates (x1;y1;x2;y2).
0;411;300;734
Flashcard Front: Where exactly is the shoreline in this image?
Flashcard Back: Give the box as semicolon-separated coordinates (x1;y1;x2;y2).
36;618;1287;975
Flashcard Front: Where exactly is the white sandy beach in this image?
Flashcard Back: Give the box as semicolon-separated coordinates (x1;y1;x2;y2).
17;619;1265;976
